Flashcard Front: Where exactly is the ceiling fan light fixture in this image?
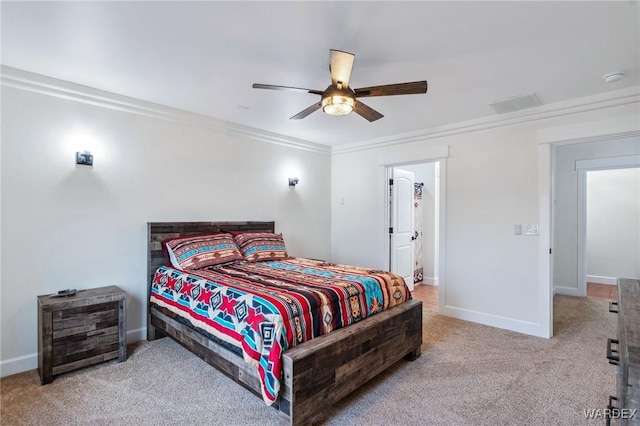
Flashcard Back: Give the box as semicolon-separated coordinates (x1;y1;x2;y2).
253;49;427;121
321;95;355;115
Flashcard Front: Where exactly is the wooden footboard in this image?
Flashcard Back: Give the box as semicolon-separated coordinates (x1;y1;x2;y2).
150;298;422;425
147;221;423;425
282;298;422;425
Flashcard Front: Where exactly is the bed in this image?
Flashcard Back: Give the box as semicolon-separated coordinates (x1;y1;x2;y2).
147;221;422;425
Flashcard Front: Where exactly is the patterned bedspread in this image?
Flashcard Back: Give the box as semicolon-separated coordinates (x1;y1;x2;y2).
149;257;411;405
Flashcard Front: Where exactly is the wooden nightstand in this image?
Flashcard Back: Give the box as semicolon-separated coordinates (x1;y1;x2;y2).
37;285;126;384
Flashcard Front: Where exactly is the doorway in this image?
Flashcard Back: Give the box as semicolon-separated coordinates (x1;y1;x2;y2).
387;161;441;305
549;135;640;336
578;162;640;294
585;168;640;283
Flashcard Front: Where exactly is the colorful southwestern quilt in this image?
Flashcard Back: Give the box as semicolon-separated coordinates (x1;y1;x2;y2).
149;257;411;405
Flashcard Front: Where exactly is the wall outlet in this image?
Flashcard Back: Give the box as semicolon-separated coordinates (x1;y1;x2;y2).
526;224;539;235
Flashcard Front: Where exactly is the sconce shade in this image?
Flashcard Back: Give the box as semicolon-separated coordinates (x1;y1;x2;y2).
76;151;93;166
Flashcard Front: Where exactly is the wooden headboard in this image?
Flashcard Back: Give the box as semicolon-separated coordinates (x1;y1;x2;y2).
146;221;275;288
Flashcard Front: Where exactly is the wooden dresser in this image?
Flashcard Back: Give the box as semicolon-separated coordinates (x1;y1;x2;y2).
608;278;640;425
37;285;127;384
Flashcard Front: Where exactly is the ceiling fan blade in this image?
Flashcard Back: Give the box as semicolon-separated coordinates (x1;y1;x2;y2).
253;83;323;96
330;49;355;89
290;102;322;120
354;81;428;98
353;101;384;122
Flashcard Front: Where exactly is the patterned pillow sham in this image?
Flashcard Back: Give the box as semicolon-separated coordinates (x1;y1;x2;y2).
161;233;216;266
223;229;266;237
234;232;288;263
165;233;244;270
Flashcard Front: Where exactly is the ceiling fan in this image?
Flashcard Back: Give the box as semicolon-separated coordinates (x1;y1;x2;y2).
252;49;428;122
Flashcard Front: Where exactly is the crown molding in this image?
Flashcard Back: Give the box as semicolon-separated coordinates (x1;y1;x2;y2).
332;86;640;155
0;66;330;155
3;65;637;157
540;130;640;148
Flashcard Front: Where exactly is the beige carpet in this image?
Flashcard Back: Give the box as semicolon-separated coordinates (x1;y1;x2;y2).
1;295;616;425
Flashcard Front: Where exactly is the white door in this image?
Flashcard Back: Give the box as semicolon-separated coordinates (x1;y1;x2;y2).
391;168;415;290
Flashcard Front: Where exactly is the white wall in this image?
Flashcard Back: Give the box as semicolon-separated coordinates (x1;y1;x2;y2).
332;98;640;338
586;167;640;280
553;136;640;294
3;68;638;376
0;69;331;376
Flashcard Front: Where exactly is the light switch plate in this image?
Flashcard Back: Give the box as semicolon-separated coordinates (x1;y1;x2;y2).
526;224;539;235
514;224;522;235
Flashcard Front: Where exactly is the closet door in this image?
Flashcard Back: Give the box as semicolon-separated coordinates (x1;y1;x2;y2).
391;168;415;290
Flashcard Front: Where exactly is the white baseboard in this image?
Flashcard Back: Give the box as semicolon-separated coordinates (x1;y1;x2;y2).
586;275;617;285
422;276;439;285
440;304;549;338
553;286;585;297
0;353;37;378
128;327;147;342
0;327;147;378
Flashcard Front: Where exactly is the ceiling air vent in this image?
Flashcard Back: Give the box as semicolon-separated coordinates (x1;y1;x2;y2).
489;93;541;114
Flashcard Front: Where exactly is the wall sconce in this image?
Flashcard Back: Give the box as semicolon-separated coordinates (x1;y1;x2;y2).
76;151;93;167
288;177;300;187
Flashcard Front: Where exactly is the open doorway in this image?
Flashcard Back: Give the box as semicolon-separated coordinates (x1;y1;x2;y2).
387;161;441;310
584;167;640;296
550;135;640;334
577;162;640;294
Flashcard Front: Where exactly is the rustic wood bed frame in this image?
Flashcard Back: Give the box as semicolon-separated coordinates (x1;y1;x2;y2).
147;221;423;425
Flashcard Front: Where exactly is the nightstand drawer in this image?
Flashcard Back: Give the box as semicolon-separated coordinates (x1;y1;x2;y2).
52;328;119;367
52;302;119;337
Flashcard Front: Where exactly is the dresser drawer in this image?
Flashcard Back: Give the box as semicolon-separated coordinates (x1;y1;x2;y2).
611;278;640;426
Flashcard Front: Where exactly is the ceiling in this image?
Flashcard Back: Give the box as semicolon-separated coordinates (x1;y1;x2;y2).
2;1;639;146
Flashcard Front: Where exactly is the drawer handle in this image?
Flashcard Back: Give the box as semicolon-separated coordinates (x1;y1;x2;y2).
606;396;619;426
607;339;619;365
609;301;618;314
